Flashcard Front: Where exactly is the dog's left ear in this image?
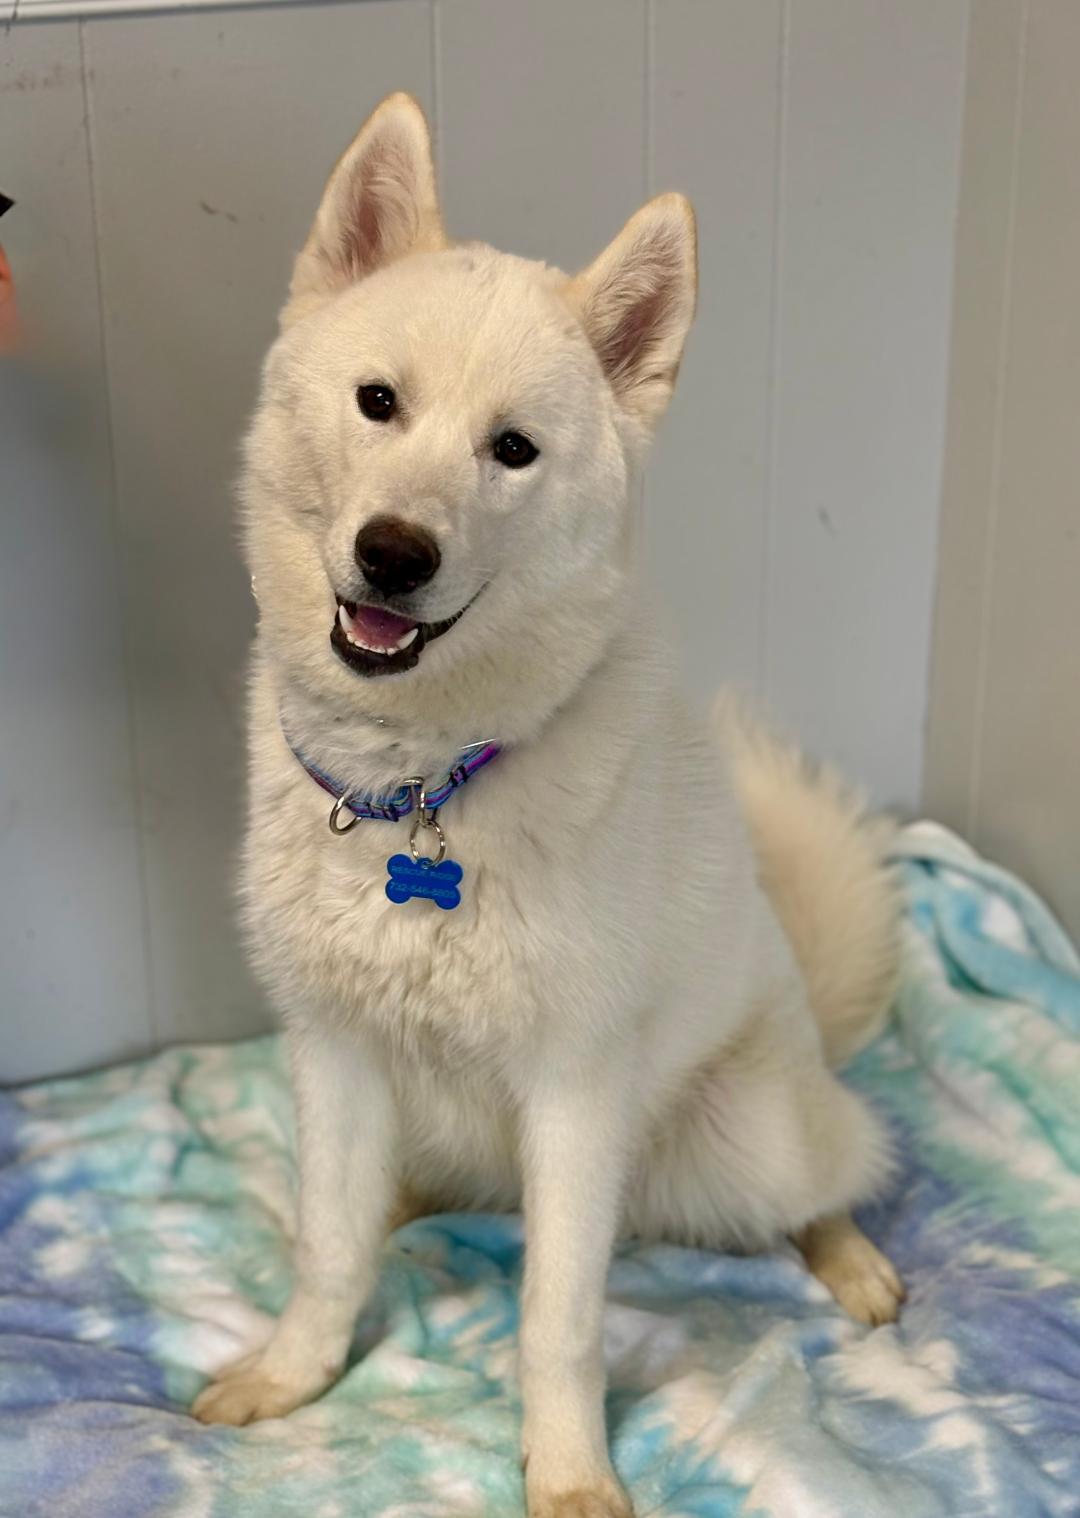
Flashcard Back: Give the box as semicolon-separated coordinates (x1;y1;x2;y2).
570;193;697;428
284;92;445;326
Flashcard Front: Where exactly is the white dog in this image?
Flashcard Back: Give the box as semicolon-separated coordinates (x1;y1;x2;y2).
193;93;904;1518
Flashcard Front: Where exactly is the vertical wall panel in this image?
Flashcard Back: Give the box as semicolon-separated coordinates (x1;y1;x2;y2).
83;1;434;1047
0;23;150;1080
647;0;783;693
436;0;646;272
763;0;967;806
929;0;1080;940
923;0;1026;837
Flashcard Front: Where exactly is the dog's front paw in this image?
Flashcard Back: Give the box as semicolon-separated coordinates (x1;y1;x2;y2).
192;1347;336;1426
797;1213;906;1327
824;1237;905;1327
527;1474;634;1518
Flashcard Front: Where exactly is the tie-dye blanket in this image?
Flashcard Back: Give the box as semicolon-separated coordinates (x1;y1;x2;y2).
1;822;1078;1517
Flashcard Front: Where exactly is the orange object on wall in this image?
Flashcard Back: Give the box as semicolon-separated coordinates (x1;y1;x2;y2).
0;244;21;354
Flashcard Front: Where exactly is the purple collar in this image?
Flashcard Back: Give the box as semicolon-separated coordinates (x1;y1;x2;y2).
284;731;503;826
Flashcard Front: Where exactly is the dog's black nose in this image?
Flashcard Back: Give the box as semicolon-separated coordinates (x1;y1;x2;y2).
354;517;441;598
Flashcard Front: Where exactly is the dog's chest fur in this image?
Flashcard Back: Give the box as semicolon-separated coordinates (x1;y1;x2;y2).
242;677;663;1070
240;640;800;1214
245;807;544;1065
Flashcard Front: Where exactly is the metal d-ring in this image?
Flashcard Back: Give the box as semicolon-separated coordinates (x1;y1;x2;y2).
328;791;361;835
409;810;446;865
404;778;447;865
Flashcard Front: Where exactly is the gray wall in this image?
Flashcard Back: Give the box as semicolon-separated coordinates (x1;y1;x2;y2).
1;0;968;1080
924;0;1080;945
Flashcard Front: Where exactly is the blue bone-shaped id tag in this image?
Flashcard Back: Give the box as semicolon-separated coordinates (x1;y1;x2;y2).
385;853;463;910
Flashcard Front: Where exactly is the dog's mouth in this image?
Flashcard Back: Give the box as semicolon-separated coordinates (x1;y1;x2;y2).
330;594;477;678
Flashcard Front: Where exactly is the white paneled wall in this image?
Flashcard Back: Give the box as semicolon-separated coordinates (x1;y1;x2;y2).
1;22;151;1075
759;2;966;799
647;0;782;696
648;0;967;797
925;0;1080;944
0;1;968;1078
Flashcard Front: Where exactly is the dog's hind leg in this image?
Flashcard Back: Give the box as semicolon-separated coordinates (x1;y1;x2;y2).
634;988;903;1325
793;1211;904;1325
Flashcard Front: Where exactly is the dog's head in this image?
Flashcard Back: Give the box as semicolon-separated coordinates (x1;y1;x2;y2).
245;92;696;736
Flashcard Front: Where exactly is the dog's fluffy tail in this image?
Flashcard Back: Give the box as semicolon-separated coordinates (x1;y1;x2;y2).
717;695;902;1068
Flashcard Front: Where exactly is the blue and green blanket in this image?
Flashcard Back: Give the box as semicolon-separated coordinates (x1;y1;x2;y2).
1;822;1078;1516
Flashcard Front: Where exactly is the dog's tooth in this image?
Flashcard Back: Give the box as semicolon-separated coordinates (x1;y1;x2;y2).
338;604;412;657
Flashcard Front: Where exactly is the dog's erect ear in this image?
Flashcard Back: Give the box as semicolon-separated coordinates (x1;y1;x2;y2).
569;193;697;427
284;92;444;325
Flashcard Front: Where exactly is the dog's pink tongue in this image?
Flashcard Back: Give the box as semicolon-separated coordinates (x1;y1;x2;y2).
350;604;418;641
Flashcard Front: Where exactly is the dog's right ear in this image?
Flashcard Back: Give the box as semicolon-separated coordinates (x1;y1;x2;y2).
569;193;697;432
283;92;444;327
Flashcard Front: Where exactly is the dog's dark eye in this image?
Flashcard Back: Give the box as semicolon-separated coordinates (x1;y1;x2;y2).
357;384;396;422
493;431;538;469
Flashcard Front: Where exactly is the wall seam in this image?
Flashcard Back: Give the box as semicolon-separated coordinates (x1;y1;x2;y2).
78;18;160;1051
429;0;442;183
916;0;973;808
967;0;1029;842
642;0;652;198
758;0;789;700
